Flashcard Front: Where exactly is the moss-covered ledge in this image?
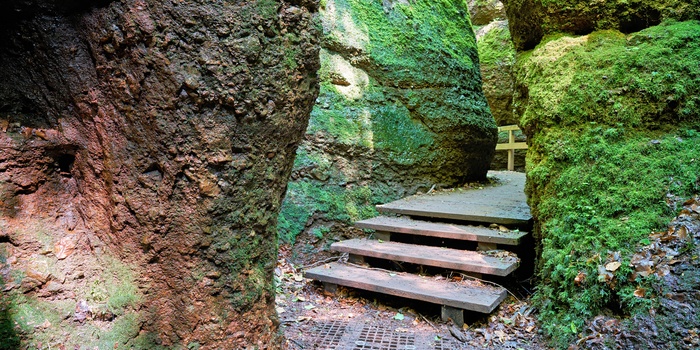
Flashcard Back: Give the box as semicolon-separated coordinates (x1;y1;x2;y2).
516;20;700;346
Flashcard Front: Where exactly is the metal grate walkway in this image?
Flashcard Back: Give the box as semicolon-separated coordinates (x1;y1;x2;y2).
302;321;472;350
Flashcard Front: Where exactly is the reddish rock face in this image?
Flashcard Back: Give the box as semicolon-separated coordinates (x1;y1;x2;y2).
0;0;319;348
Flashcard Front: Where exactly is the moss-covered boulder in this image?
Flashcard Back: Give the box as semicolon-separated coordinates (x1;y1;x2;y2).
515;21;700;346
502;0;700;50
278;0;496;244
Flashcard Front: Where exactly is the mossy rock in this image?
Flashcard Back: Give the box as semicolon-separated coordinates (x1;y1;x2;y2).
476;20;516;126
515;20;700;346
502;0;700;50
279;0;496;244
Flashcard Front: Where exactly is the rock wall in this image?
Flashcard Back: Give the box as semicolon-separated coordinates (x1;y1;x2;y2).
278;0;496;245
0;0;319;348
469;0;524;171
503;0;700;50
502;0;700;345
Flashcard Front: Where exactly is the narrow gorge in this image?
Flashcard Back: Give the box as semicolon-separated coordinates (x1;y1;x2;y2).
1;0;699;349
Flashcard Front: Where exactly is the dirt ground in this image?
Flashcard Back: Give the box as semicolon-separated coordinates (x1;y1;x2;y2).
276;246;545;349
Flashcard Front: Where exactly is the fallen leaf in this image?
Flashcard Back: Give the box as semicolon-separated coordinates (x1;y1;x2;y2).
634;287;646;298
494;330;507;342
393;312;404;320
605;261;622;272
275;307;285;314
304;304;315;310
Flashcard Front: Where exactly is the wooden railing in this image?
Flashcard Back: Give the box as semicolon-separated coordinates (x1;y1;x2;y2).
495;125;528;171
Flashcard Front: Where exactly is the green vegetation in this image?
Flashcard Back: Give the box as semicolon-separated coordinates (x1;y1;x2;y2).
278;181;382;243
529;128;700;345
85;256;140;316
518;21;700;346
519;21;700;129
0;248;19;350
324;0;480;87
477;24;515;67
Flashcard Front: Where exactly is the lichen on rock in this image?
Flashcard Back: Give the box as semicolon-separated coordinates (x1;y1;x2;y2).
278;0;496;245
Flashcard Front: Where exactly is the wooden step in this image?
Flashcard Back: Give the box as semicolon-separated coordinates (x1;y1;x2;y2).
331;239;518;276
377;193;531;225
304;262;507;314
355;216;528;245
376;171;531;225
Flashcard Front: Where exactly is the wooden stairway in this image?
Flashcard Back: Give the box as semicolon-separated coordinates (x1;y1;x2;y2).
305;171;532;325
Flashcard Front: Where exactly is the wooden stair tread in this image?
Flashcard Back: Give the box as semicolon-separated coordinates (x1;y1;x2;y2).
377;198;530;225
331;239;518;276
304;262;507;313
355;215;527;245
376;171;531;225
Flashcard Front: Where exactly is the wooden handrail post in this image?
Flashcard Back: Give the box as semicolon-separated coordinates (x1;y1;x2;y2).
495;125;528;171
508;129;515;171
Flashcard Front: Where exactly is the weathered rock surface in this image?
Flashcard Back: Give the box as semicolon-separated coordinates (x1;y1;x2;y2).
278;0;496;245
470;2;522;171
0;0;319;348
469;0;506;26
502;0;700;50
475;20;515;127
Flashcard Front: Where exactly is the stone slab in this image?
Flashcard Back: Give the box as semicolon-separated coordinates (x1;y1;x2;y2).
304;262;507;314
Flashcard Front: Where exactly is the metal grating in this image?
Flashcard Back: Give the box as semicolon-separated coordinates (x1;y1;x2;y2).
313;321;348;349
352;325;416;350
432;337;464;350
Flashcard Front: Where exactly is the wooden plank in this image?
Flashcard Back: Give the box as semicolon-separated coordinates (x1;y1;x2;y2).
331;239;519;276
497;125;521;131
304;262;507;313
355;216;527;245
376;171;531;225
377;202;531;225
495;142;528;150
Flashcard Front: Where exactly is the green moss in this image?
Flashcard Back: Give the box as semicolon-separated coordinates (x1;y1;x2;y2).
0;251;19;350
529;127;700;346
278;181;388;243
517;21;700;346
324;0;479;87
307;83;371;146
477;24;515;66
84;256;140;316
505;0;700;50
519;21;700;130
96;313;141;349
